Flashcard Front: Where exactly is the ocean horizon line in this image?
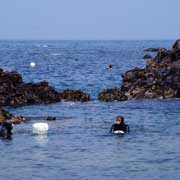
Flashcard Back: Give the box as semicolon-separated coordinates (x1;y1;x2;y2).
0;38;176;42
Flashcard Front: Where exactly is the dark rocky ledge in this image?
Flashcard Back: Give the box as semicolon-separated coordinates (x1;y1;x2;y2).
0;108;29;124
144;48;166;52
59;89;90;102
98;40;180;101
143;54;153;59
0;69;90;107
98;88;127;102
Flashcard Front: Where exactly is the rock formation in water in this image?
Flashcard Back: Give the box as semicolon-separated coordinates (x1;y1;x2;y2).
0;108;29;124
144;48;165;52
59;89;90;102
98;88;128;102
143;54;152;59
0;69;90;106
99;40;180;101
0;109;13;122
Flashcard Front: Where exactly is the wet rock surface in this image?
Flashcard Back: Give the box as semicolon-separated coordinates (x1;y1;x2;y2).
59;89;90;102
0;108;28;124
98;88;128;102
46;116;56;121
144;48;163;52
0;109;13;123
143;54;153;59
172;39;180;50
99;40;180;101
0;69;90;106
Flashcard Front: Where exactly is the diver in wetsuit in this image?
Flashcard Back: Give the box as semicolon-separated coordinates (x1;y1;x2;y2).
110;116;129;134
0;120;13;139
106;64;112;70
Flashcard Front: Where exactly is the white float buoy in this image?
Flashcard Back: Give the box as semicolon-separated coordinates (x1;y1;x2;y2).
30;62;36;67
32;123;49;135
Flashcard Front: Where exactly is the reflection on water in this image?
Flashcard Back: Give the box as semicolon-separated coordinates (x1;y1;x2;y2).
33;135;49;145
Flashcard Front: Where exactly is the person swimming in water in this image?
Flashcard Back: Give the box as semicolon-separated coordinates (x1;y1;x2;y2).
0;120;13;139
106;64;112;70
110;116;129;134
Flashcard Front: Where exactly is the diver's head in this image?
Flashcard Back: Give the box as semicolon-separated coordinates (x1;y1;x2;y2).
115;116;124;124
106;64;112;70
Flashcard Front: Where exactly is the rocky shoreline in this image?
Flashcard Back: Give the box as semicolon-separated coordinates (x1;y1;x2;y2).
99;40;180;101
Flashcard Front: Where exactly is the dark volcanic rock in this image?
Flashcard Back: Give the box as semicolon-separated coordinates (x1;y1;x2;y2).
0;109;13;123
46;116;56;121
99;40;180;101
59;89;90;102
0;108;28;124
144;48;161;52
0;79;61;106
172;39;180;50
0;69;90;106
98;88;128;102
143;54;152;59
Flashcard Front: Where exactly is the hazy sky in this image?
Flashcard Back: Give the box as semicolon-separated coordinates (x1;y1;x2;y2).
0;0;180;40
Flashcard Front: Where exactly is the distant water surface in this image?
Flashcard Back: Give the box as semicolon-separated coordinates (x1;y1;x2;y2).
0;40;180;180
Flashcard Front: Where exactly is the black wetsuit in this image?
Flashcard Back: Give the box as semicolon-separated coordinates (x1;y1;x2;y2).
110;123;129;133
0;120;13;138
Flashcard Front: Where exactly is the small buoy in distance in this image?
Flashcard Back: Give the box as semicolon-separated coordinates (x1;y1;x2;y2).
32;123;48;135
30;62;36;67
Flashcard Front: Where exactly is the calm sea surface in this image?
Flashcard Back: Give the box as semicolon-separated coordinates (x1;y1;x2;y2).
0;40;180;180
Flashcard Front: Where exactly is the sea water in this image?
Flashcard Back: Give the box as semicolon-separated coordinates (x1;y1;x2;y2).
0;40;179;180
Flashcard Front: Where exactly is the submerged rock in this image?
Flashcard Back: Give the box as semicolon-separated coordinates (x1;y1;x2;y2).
46;116;56;121
11;116;30;124
0;109;13;123
99;40;180;101
0;108;28;124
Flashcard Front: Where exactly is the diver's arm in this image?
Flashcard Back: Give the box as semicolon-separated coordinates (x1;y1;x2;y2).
126;125;130;133
110;124;115;133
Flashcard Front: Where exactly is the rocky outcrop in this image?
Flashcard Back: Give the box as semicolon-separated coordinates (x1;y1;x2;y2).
144;48;167;52
59;89;90;102
46;116;56;121
0;108;28;124
144;48;160;52
172;39;180;50
0;109;13;123
0;69;90;106
143;54;152;59
98;88;127;102
0;70;61;106
98;40;180;101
